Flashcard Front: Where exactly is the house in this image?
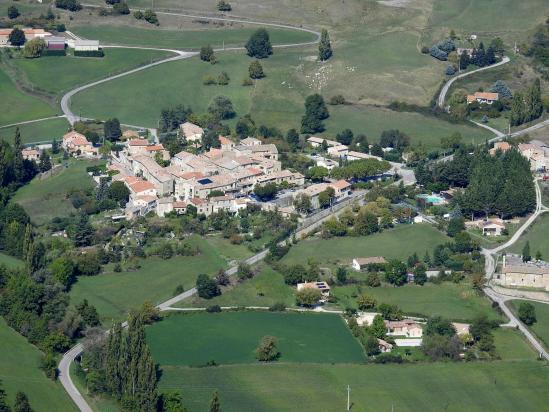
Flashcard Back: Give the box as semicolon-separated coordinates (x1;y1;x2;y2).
518;142;549;171
240;137;262;146
352;256;387;271
219;136;234;151
496;253;549;291
180;122;204;142
330;179;352;199
297;281;330;297
46;36;66;50
466;92;499;105
62;131;98;157
327;145;349;157
346;151;382;162
122;130;140;140
307;136;339;148
489;141;511;156
385;320;423;338
0;28;52;45
74;40;100;51
413;215;427;224
21;148;41;161
377;339;393;353
465;218;506;236
127;179;157;197
255;170;305;187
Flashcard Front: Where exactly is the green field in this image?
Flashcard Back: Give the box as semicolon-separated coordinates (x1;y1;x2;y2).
177;265;295;308
13;48;171;97
147;311;365;366
0;318;78;412
159;360;548;412
0;118;70;145
0;67;56;125
333;282;502;322
69;235;252;322
12;159;101;225
72;25;317;50
509;300;549;350
507;213;549;260
283;224;450;267
0;252;24;269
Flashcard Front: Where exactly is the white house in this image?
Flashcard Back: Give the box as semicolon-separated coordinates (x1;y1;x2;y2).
180;122;204;142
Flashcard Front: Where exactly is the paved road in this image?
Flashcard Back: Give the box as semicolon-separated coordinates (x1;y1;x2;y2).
0;115;67;129
481;179;549;360
437;56;510;109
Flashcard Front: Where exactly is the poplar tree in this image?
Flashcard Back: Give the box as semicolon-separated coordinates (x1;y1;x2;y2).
209;391;221;412
318;29;333;61
13;128;24;183
106;322;123;398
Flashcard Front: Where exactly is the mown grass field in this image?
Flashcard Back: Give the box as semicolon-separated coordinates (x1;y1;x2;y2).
0;118;70;145
147;311;365;366
0;318;78;412
72;25;317;50
13;48;171;97
333;282;502;322
507;213;549;260
12;159;101;226
0;66;56;125
508;300;549;350
282;224;449;267
159;360;548;412
69;235;253;322
177;265;295;308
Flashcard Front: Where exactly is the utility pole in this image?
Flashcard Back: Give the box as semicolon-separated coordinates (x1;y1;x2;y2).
347;385;351;411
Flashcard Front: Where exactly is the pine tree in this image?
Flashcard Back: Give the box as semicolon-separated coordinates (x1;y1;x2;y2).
209;390;221;412
318;29;332;61
522;241;531;262
74;213;94;247
14;392;33;412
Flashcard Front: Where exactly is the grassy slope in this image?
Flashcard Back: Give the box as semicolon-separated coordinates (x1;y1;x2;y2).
69;235;246;322
147;311;365;366
12;159;101;226
13;48;171;96
0;118;70;145
160;360;548;412
0;67;56;125
0;252;24;269
333;282;501;322
72;25;316;49
282;224;449;266
508;300;549;350
177;265;295;308
0;318;78;412
507;213;549;259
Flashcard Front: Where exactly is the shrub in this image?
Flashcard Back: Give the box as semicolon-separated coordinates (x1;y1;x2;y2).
74;50;105;57
173;284;184;296
133;10;143;19
23;38;46;58
42;49;66;56
256;336;279;361
248;60;265;79
269;302;286;312
113;1;130;14
217;0;231;11
143;9;158;25
196;274;220;299
55;0;82;11
206;304;222;313
445;65;456;75
200;44;214;62
421;46;429;54
518;302;536;325
217;71;230;85
329;94;346;105
202;75;217;85
242;78;253;86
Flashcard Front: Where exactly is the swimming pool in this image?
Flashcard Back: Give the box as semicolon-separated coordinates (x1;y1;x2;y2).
417;194;446;205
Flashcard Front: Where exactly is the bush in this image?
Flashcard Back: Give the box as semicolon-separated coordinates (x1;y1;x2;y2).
269;302;286;312
242;78;253;86
256;335;279;361
42;49;66;56
329;95;346;105
217;0;231;11
202;75;217;85
217;71;230;85
206;304;222;313
518;302;536;325
143;9;158;25
421;46;430;54
173;284;184;296
74;50;105;57
133;10;143;19
113;1;130;14
445;65;456;75
55;0;82;11
196;274;221;299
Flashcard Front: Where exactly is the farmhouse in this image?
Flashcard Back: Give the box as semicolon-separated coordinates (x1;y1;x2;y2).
385;319;423;338
62;131;98;157
497;253;549;291
352;256;387;271
518;141;549;171
465;218;506;236
180;122;204;142
21;148;41;161
307;136;339;148
297;281;331;297
327;144;349;157
466;92;499;105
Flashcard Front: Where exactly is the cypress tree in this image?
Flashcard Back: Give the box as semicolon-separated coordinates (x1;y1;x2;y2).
22;224;33;260
318;29;332;61
135;346;157;412
106;322;123;398
74;213;94;247
522;241;531;262
13;128;24;184
209;390;221;412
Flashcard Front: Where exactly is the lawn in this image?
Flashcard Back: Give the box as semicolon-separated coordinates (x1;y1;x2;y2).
12;48;172;97
0;117;70;145
508;300;549;350
69;235;238;322
71;25;317;50
12;159;101;225
493;328;538;361
0;252;24;269
177;265;295;308
282;224;450;267
0;318;78;412
0;66;56;126
147;311;365;366
332;282;501;322
159;361;549;412
507;213;549;260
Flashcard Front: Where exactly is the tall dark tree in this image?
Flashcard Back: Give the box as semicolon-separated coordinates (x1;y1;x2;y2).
248;60;265;79
8;28;25;46
73;213;94;247
522;241;531;262
318;29;332;61
286;128;299;148
245;28;272;59
301;94;329;134
8;5;20;19
104;118;122;142
13;128;24;183
38;151;51;172
0;381;10;412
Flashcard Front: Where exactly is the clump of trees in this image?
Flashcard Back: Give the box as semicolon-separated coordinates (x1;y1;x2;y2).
510;78;543;126
159;104;192;133
55;0;82;11
518;302;536;325
245;28;272;59
200;45;215;63
429;38;455;61
248;60;265;79
217;0;231;11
